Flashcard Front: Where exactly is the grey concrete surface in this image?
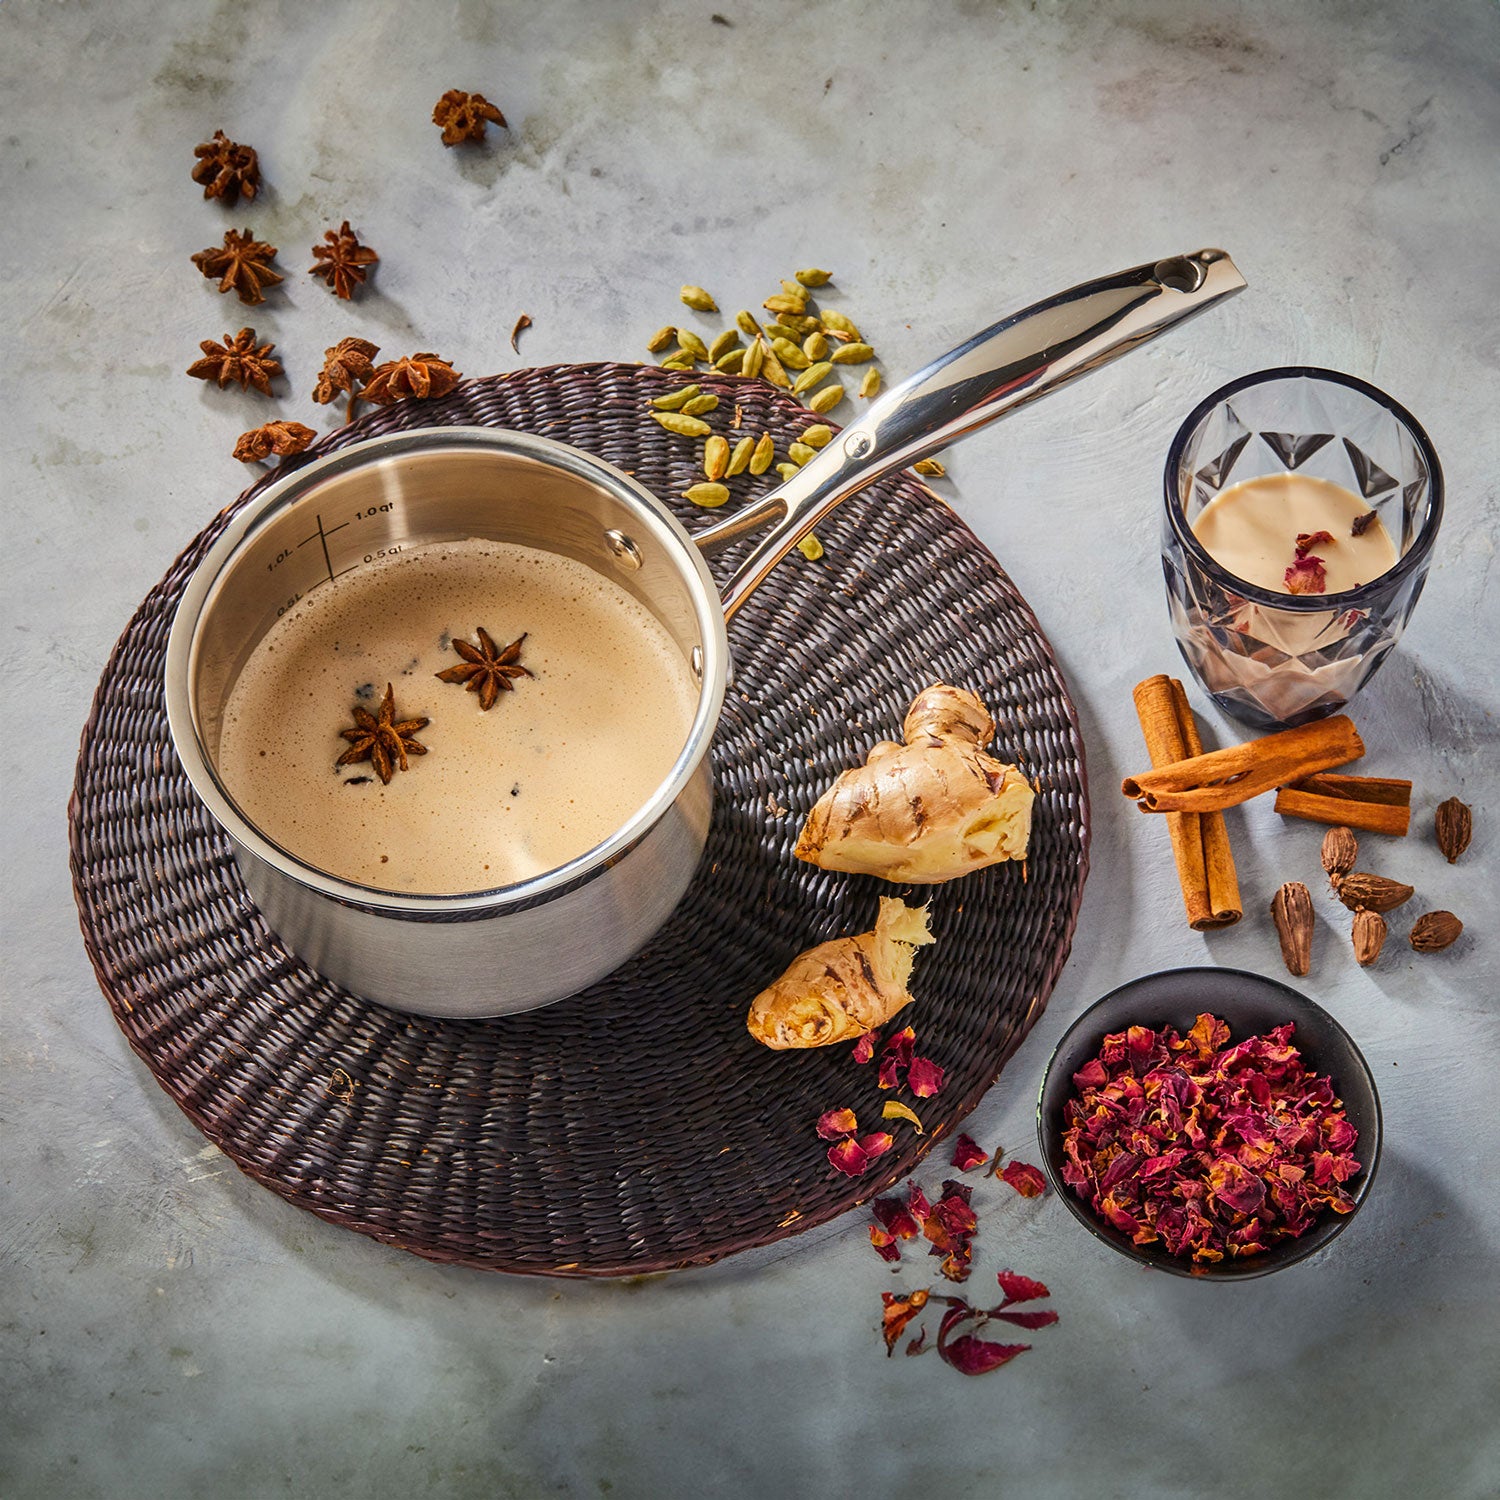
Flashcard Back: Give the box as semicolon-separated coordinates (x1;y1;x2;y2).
3;1;1498;1496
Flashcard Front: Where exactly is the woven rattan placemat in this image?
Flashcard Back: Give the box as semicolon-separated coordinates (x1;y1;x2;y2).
69;362;1089;1276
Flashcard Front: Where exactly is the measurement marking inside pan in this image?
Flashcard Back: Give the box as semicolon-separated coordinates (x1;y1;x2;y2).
294;513;351;590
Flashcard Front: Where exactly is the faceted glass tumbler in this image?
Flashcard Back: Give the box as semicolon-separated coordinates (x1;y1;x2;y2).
1162;368;1443;729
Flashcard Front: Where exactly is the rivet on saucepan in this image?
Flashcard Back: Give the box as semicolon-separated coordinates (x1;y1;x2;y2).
604;530;644;570
844;432;872;459
690;645;704;681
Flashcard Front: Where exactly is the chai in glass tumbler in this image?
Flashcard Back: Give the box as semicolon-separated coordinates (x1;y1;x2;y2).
1161;367;1443;729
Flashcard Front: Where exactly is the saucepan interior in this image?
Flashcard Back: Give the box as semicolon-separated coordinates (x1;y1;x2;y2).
167;427;731;917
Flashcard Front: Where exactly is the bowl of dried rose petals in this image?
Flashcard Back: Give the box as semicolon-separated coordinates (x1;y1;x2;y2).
1037;966;1381;1279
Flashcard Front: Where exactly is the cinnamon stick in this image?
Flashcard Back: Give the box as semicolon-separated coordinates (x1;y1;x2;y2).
1275;772;1412;835
1121;715;1364;814
1131;676;1241;929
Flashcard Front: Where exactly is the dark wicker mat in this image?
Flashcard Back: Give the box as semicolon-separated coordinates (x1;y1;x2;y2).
69;362;1090;1276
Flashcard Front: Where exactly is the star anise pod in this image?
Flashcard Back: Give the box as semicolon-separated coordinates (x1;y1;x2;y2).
432;89;507;146
190;228;284;306
191;129;261;204
336;684;430;785
233;420;316;463
309;221;379;300
312;337;380;416
436;629;531;711
186;328;283;395
360;352;462;406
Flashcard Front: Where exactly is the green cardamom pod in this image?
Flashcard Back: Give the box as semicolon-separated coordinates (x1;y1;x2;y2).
680;393;720;416
684;481;730;507
781;278;803;296
793;360;833;394
676;330;709;361
659;352;696;370
763;291;807;316
749;432;775;474
646;325;677;353
821;309;860;338
779;313;819;337
775;462;800;480
807;383;844;414
741;337;765;379
799;424;833;449
771;338;811;371
714;348;745;373
760;344;791;389
703;435;730;481
735;309;762;337
795;269;833;287
802;331;829;362
652;411;713;438
788;442;817;466
708;329;740;363
727;435;754;476
913;458;946;476
650;384;702;411
830;342;874;365
796;532;825;559
680;285;718;312
859;368;881;398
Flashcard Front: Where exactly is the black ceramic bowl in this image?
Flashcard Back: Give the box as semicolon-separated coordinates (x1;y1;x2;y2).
1037;967;1381;1280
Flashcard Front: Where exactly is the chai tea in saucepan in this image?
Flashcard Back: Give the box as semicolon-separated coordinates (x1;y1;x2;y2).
217;538;699;893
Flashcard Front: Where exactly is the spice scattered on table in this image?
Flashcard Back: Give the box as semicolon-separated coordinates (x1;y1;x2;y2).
432;89;507;145
191;129;261;204
1269;881;1314;977
312;337;380;416
360;352;462;405
186;328;283;395
951;1134;989;1171
1434;797;1473;863
309;221;379;300
509;314;533;354
1275;772;1412;836
1061;1013;1361;1264
232;419;316;463
999;1160;1048;1198
1409;910;1463;952
190;228;283;306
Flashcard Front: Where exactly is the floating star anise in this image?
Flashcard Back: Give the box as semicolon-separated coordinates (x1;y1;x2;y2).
432;89;507;146
360;352;462;406
336;684;430;785
312;336;380;416
436;629;531;711
190;228;284;305
186;328;283;395
233;420;316;463
309;221;379;300
191;130;261;204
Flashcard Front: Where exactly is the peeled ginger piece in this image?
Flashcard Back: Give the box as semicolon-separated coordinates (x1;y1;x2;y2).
746;898;934;1050
794;683;1034;884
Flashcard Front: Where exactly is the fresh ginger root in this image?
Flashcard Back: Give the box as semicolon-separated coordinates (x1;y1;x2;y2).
746;898;934;1050
793;683;1034;883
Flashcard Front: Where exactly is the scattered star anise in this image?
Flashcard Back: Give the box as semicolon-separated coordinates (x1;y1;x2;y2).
436;629;531;710
336;684;430;785
432;89;507;146
190;228;284;306
312;336;380;416
186;328;283;395
360;352;462;405
191;130;261;205
309;221;379;300
233;420;317;463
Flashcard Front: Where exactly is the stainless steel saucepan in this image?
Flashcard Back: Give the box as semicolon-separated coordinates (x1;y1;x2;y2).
164;250;1245;1017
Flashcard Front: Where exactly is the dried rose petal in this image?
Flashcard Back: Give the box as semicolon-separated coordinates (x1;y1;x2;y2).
951;1134;990;1171
1295;530;1336;556
868;1226;902;1263
992;1308;1059;1331
941;1333;1030;1375
905;1326;928;1356
883;1100;924;1132
871;1196;921;1241
996;1270;1050;1306
881;1289;928;1354
828;1138;869;1176
852;1030;878;1064
908;1056;946;1098
859;1132;895;1161
1285;554;1328;594
815;1107;859;1140
882;1027;915;1068
907;1181;931;1220
1000;1161;1048;1198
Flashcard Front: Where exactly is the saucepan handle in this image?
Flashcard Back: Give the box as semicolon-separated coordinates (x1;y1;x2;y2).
694;248;1246;621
